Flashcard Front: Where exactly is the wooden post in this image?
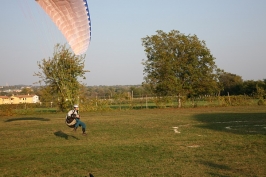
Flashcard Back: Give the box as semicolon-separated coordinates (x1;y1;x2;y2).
146;95;148;109
227;92;231;105
178;94;181;108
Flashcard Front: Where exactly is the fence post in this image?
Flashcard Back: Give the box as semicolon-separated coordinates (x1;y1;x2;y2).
146;95;148;109
178;94;181;108
227;92;231;105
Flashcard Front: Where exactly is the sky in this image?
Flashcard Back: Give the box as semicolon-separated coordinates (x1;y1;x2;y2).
1;0;266;86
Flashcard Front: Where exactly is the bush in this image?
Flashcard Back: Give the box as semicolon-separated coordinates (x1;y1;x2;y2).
0;104;14;116
152;96;172;108
257;99;264;106
218;95;254;106
81;99;111;112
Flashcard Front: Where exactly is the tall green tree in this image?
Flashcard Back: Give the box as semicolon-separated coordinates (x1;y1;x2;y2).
142;30;219;107
218;71;243;95
34;44;88;111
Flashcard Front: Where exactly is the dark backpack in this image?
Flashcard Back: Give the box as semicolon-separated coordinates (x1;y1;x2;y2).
66;110;77;123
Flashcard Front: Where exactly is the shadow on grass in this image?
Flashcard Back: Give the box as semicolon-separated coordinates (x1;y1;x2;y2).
199;160;231;170
5;117;50;122
194;113;266;135
54;130;79;140
198;160;231;177
207;173;230;177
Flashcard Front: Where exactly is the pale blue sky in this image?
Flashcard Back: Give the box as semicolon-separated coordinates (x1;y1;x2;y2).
1;0;266;86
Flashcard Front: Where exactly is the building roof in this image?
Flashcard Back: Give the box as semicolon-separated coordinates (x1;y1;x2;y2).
14;95;37;98
0;96;9;99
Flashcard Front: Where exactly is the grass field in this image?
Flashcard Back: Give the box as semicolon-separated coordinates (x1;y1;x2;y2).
0;106;266;177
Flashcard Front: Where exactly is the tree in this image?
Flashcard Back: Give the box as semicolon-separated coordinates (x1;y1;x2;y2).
34;44;89;111
218;71;243;95
241;80;266;98
141;30;219;107
35;85;57;107
20;87;34;95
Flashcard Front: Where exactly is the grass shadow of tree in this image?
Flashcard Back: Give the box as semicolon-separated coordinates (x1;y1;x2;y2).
54;130;79;140
198;160;231;177
5;117;50;122
207;172;231;177
193;113;266;135
198;160;231;170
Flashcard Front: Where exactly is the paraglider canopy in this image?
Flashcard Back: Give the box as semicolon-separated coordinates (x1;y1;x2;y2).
35;0;91;55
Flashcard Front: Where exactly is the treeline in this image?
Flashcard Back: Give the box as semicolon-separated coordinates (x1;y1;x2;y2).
32;77;266;111
1;77;266;101
79;76;266;100
219;73;266;98
1;77;265;116
61;72;266;100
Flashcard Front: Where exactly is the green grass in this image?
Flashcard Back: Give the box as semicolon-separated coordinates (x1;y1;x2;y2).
0;106;266;177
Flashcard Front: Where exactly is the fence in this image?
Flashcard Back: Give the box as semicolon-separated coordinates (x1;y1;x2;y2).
0;95;263;116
